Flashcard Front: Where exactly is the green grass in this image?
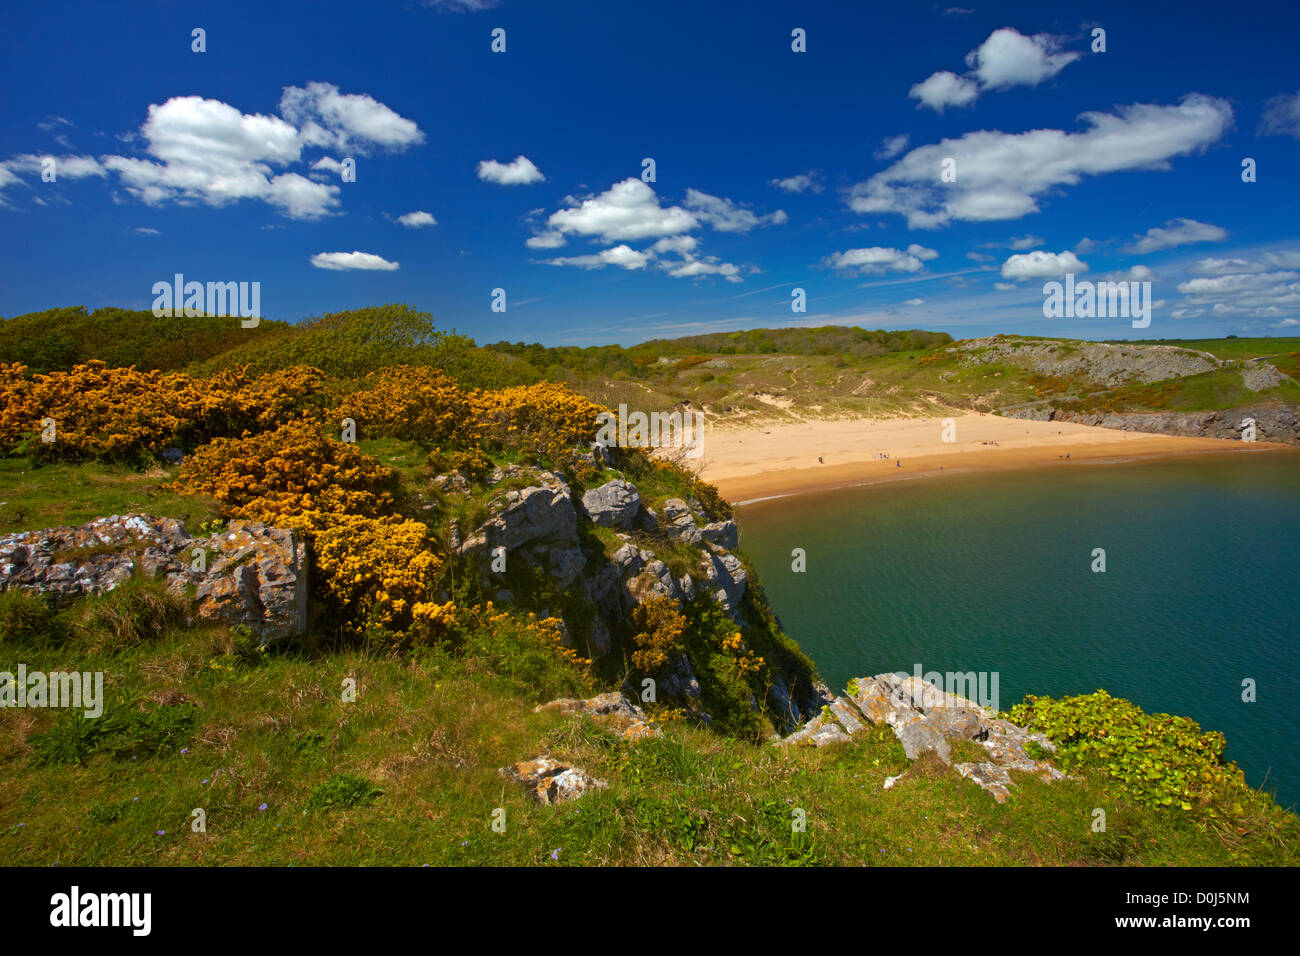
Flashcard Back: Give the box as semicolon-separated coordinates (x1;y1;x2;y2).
0;458;218;535
4;615;1295;865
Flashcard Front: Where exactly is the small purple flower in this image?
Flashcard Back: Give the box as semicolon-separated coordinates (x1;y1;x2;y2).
258;803;268;811
180;748;189;755
131;797;138;802
156;830;165;836
201;779;210;785
551;849;559;861
461;840;468;846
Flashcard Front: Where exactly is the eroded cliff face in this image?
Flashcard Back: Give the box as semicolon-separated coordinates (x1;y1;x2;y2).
997;400;1300;444
448;464;827;730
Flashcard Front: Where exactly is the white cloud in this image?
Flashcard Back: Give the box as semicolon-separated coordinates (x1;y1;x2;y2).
1126;218;1227;253
544;244;652;271
650;235;699;255
133;226;160;235
826;246;934;275
396;210;437;228
1104;264;1157;282
539;178;696;243
1260;90;1300;138
1000;250;1087;278
525;231;566;249
966;251;994;262
685;188;784;232
310;251;400;271
1173;249;1300;321
994;282;1018;290
1008;234;1043;250
98;95;341;219
903;298;925;306
1275;318;1300;327
907;243;939;261
421;0;499;9
875;135;910;160
770;172;821;193
1075;237;1097;254
280;82;423;153
910;28;1080;113
909;71;979;112
476;155;544;185
849;95;1233;229
965;28;1080;90
660;254;742;283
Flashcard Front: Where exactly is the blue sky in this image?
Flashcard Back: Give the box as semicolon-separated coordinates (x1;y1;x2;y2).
3;0;1299;346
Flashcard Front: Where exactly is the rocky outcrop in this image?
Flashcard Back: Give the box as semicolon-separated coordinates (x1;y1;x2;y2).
0;514;308;642
454;468;818;729
499;757;607;805
580;479;641;529
998;400;1300;444
779;672;1070;803
535;691;661;741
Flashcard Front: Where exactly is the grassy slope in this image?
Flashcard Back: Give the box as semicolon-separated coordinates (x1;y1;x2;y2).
4;622;1295;866
3;448;1295;866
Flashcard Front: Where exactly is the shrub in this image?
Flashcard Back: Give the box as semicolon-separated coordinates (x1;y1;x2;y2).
630;595;686;674
1006;690;1253;820
440;603;592;699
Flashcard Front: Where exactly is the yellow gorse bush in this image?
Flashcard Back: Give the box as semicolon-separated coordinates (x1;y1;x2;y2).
0;360;331;460
172;419;444;633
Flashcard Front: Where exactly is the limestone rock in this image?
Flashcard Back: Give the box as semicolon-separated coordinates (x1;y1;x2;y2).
534;691;661;741
580;479;641;529
0;514;308;643
499;757;607;805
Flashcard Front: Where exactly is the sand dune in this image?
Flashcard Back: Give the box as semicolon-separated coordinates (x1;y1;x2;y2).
688;413;1293;503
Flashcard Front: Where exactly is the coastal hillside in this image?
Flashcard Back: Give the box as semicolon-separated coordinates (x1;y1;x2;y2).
1;305;1297;866
5;306;1295;439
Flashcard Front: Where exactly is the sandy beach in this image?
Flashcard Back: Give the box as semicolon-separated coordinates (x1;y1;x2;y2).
690;413;1295;504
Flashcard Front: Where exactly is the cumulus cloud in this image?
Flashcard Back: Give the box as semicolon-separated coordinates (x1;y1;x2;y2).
310;251;400;271
530;179;770;283
539;179;696;244
910;28;1080;112
77;87;422;220
825;245;938;275
849;95;1233;229
544;244;652;271
1104;264;1158;282
965;27;1080;90
1260;90;1300;138
770;172;821;193
1173;250;1300;320
280;82;423;153
1000;250;1087;278
685;188;784;232
875;135;910;160
395;210;437;228
1125;218;1227;253
909;71;978;112
476;155;544;185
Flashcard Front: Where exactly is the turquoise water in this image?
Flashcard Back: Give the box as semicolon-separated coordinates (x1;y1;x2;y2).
735;452;1300;807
